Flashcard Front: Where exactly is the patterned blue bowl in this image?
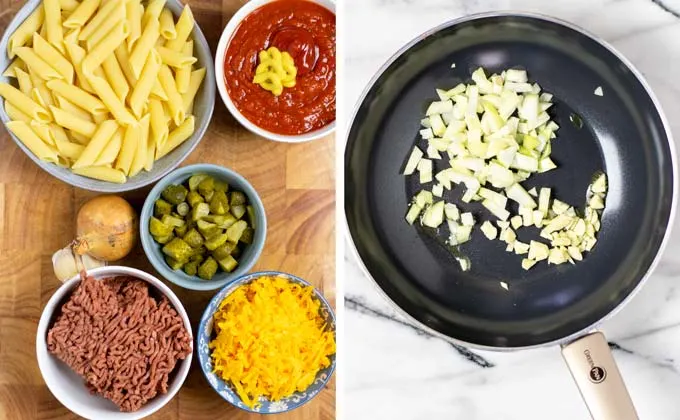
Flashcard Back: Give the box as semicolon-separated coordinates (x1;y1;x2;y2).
197;271;336;413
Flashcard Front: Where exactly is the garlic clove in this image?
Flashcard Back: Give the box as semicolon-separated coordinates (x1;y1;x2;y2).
80;253;107;271
52;246;79;282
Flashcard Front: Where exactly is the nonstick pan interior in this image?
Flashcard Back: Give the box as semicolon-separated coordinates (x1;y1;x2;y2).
345;13;675;348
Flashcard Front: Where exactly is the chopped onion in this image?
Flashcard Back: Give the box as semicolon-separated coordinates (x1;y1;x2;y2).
404;146;423;175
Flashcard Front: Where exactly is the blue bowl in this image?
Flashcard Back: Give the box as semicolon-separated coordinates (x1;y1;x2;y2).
140;164;266;291
197;271;336;413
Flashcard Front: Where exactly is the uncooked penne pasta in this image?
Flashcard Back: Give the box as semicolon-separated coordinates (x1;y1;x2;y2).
72;166;126;183
129;114;149;177
85;1;125;50
102;55;130;103
72;120;118;167
5;102;32;123
165;6;194;51
46;79;107;115
49;123;70;144
7;120;59;163
14;68;34;96
64;42;95;94
44;0;64;53
159;8;176;40
69;130;90;145
156;46;197;69
59;0;79;12
82;21;129;74
2;59;26;78
143;0;166;25
129;18;160;77
30;120;56;146
157;115;194;159
14;47;63;81
87;75;136;125
50;105;97;136
182;67;205;113
0;83;51;122
7;6;44;59
158;64;184;125
176;41;193;94
54;95;94;123
63;0;100;29
64;28;80;44
126;0;142;49
55;138;85;160
116;122;140;174
33;33;74;83
28;70;56;108
148;98;168;151
129;49;161;118
79;0;118;41
93;127;123;166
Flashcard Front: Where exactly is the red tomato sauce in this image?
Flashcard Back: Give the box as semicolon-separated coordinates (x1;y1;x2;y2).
223;0;336;136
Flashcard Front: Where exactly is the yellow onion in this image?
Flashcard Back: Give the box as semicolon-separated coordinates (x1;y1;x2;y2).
73;195;138;261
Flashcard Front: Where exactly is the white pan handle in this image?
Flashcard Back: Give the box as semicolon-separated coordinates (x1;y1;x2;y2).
561;331;638;420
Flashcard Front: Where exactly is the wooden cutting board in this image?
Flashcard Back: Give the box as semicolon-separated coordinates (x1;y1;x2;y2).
0;0;336;418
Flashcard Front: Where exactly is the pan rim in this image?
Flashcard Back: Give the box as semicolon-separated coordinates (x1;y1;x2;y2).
343;10;678;351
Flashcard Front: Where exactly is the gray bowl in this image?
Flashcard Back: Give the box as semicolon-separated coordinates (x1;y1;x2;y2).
0;0;216;192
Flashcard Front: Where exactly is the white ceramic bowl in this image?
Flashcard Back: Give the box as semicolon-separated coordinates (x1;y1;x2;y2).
36;266;193;420
214;0;336;143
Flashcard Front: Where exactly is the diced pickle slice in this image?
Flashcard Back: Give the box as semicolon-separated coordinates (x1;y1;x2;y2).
214;179;229;192
218;255;238;272
212;242;236;260
162;238;193;262
188;174;208;191
154;199;173;217
162;214;185;227
246;205;257;229
187;191;204;208
153;233;174;244
177;202;190;216
161;184;188;205
150;217;174;237
205;233;229;251
198;176;214;197
226;220;248;243
191;202;210;221
197;257;218;280
240;227;254;244
174;224;188;237
231;205;246;219
230;191;247;206
209;190;229;215
183;228;204;248
165;256;184;270
183;261;198;276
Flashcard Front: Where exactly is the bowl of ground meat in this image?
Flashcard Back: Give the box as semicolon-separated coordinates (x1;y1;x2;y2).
36;266;193;419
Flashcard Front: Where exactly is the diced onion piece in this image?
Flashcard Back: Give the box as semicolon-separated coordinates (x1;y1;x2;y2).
480;221;498;239
429;114;447;136
432;183;444;197
532;210;544;227
461;212;475;226
552;199;570;215
528;240;549;261
505;69;528;83
510;153;539;172
403;146;423;175
427;144;442;159
414;190;433;208
505;82;533;93
444;203;460;221
455;225;473;244
436;89;448;101
506;183;537;209
589;194;605;210
500;227;516;243
422;201;445;228
514;241;529;255
538;157;557;173
548;247;569;265
479;187;508;208
522;258;537;270
542;214;573;234
510;215;523;230
420;128;434;139
591;173;607;193
567;246;583;261
418;159;433;184
487;162;515;188
594;86;603;96
500;281;509;290
528;187;538;197
483;198;510;221
426;100;454;116
451;62;456;69
538;187;551;215
420;118;431;128
505;243;514;252
519;93;539;122
457;257;471;271
497;220;510;229
405;204;422;225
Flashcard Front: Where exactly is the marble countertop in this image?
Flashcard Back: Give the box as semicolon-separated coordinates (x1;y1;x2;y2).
343;0;680;418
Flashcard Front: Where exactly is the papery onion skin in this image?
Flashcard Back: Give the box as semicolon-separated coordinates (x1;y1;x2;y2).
74;195;138;261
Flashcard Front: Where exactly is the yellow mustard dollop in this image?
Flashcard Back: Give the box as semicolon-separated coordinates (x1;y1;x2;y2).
252;47;297;96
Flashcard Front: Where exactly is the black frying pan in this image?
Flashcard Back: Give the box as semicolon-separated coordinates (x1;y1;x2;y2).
345;12;676;420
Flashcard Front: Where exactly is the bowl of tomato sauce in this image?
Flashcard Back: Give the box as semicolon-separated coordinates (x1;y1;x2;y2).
215;0;336;142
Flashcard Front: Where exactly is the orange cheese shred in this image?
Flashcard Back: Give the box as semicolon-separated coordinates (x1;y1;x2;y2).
209;275;336;408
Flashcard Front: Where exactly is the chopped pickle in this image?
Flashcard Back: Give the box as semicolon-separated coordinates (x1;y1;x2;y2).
226;220;248;243
177;202;190;216
209;190;229;215
188;174;208;191
197;219;217;233
218;255;238;272
203;190;215;202
183;228;204;248
205;233;229;251
154;199;173;217
246;205;257;229
231;205;246;219
230;191;246;206
162;238;193;262
190;252;205;263
213;242;236;260
150;217;174;237
187;191;204;208
214;179;229;192
161;184;188;205
197;257;218;280
240;227;254;244
204;214;237;229
231;245;242;259
154;233;175;244
198;176;214;197
165;256;185;270
191;202;210;221
183;261;198;276
174;224;188;237
161;214;185;227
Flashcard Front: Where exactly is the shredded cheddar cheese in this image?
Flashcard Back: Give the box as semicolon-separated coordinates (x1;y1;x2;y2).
209;275;336;408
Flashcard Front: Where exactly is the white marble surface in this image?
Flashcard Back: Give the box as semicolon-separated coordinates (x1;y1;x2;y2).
342;0;680;418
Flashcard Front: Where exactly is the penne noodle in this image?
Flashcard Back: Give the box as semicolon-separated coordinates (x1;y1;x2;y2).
63;0;100;29
44;0;65;54
46;79;107;115
85;1;125;50
165;6;194;51
175;41;193;93
7;6;44;59
82;21;130;74
157;115;194;159
102;55;130;103
129;18;160;77
79;0;118;41
31;87;49;110
69;130;90;145
64;28;80;45
148;98;168;151
64;42;95;94
182;67;205;113
14;47;63;81
59;0;80;12
6;121;59;163
72;120;118;167
3;58;27;78
55;138;85;161
143;0;166;26
129;49;161;118
156;46;197;69
114;44;138;85
72;166;126;183
126;0;142;49
30;120;57;146
144;135;155;171
115;122;140;174
159;8;176;40
93;127;123;166
33;33;75;83
86;74;136;125
14;68;34;96
54;95;94;123
150;80;168;101
0;82;51;122
157;64;184;125
49;123;71;144
5;102;32;123
27;70;56;108
130;113;149;177
92;112;109;124
50;105;97;136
